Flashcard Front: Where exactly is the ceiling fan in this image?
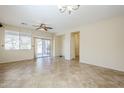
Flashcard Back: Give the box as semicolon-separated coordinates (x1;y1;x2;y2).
33;24;53;31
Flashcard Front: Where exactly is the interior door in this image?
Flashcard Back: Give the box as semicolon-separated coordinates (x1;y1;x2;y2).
35;38;51;58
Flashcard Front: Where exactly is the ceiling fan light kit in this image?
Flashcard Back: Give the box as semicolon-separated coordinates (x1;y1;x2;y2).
58;5;80;14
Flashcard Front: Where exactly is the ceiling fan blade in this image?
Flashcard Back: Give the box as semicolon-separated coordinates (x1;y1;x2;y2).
46;27;53;29
44;28;48;31
35;27;47;31
40;24;46;27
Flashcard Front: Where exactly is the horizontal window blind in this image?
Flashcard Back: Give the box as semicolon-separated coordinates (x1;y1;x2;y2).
5;31;19;50
5;30;31;50
20;32;31;49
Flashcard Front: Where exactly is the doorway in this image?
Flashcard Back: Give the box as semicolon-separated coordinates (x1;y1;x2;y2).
35;38;51;58
71;32;80;60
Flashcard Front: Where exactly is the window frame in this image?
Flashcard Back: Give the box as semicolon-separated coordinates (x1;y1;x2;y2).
19;32;32;50
4;30;32;50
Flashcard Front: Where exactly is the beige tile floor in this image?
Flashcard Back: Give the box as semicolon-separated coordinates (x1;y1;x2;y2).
0;57;124;88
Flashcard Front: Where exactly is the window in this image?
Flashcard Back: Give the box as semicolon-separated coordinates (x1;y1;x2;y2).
20;32;31;49
5;30;31;50
5;31;19;50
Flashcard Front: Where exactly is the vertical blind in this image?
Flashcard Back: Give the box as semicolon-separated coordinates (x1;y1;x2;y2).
36;38;51;57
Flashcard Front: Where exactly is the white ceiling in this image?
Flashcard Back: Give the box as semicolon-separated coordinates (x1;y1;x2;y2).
0;5;124;32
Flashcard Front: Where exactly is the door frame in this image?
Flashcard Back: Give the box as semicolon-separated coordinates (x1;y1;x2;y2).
71;31;80;60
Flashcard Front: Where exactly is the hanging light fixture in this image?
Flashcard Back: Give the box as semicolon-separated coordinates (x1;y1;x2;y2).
58;5;80;14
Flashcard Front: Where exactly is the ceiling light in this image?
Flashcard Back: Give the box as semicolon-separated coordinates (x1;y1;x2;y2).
58;5;80;14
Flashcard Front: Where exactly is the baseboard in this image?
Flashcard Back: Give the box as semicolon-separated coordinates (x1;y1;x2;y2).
0;58;34;64
80;61;124;72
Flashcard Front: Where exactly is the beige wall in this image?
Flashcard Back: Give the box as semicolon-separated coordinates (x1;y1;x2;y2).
54;35;65;57
54;36;62;56
71;33;75;59
75;33;79;57
70;32;80;59
56;16;124;71
55;33;71;60
0;25;54;63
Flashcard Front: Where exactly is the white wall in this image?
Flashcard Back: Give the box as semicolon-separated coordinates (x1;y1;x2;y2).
0;25;54;63
57;16;124;71
64;33;71;60
80;16;124;71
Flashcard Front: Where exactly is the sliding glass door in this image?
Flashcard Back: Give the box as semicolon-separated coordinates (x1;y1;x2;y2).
35;38;51;58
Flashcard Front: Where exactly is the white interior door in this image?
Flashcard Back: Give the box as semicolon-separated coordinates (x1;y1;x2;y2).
35;38;51;58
